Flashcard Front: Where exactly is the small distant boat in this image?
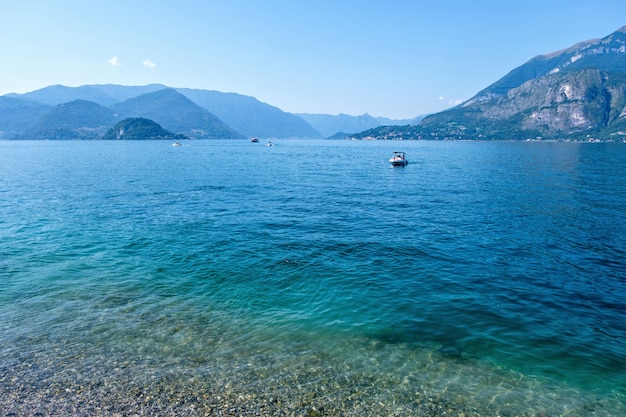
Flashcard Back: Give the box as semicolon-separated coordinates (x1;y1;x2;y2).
266;141;274;147
172;142;182;147
389;151;408;166
251;137;259;143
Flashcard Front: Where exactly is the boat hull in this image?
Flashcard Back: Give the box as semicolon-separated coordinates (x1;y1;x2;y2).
390;160;408;166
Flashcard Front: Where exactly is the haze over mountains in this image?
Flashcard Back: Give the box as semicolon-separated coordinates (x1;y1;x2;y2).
2;26;625;141
296;113;421;138
0;84;413;140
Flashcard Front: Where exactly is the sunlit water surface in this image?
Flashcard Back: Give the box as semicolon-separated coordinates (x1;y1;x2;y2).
1;139;625;416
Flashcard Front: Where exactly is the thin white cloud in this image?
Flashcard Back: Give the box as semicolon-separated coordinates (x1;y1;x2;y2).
143;59;156;68
108;56;121;67
438;96;462;106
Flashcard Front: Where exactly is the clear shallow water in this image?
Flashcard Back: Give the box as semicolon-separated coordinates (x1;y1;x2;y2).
1;139;625;416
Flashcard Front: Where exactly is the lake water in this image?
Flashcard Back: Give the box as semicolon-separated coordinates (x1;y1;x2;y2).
1;139;625;416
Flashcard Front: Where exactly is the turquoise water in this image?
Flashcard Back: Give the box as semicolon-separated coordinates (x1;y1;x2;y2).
1;139;625;416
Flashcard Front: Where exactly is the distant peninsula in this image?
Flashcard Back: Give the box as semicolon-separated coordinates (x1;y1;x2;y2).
101;118;188;140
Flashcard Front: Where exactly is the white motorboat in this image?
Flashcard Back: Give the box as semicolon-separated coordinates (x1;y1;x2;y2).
389;151;408;166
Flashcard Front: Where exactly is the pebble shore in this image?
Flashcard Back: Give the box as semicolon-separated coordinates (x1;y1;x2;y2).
0;353;472;416
1;336;621;417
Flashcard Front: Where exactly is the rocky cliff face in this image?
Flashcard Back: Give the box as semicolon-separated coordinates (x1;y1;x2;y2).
483;69;619;133
419;27;626;140
356;27;626;141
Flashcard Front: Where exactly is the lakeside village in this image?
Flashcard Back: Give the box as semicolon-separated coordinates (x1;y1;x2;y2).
350;129;626;143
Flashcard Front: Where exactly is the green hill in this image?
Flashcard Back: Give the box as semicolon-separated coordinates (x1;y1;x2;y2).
24;100;117;140
101;118;188;140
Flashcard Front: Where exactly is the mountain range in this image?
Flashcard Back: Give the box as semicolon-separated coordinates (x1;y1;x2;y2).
1;84;411;140
2;26;625;141
296;113;421;138
351;26;626;141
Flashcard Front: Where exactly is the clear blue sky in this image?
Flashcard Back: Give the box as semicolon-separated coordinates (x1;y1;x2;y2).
1;1;625;119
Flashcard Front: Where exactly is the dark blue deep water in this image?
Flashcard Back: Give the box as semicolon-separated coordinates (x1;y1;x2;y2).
1;139;625;416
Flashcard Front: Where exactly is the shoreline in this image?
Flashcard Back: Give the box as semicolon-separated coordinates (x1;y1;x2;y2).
1;336;623;417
